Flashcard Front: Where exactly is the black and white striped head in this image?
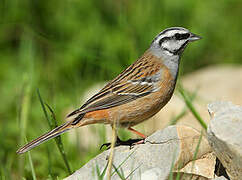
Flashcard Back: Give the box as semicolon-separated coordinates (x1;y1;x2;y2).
151;27;201;56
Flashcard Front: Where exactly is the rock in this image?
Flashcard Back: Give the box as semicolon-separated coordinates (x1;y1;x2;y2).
65;125;214;180
174;152;216;179
207;101;242;180
213;176;228;180
140;168;161;180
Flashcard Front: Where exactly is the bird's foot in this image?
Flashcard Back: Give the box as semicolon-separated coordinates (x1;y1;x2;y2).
100;137;145;150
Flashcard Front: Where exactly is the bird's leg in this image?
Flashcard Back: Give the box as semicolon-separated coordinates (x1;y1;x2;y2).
127;127;147;138
127;127;146;146
100;127;146;150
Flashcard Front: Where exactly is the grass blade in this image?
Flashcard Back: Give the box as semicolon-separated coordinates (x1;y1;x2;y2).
107;120;117;180
125;163;142;180
112;164;125;180
18;78;31;177
168;150;177;180
191;131;203;170
170;90;197;125
111;150;136;176
37;89;72;174
47;146;54;179
95;163;101;180
100;161;108;178
37;89;52;128
178;86;207;129
26;138;37;180
187;131;203;180
94;161;108;180
1;166;6;180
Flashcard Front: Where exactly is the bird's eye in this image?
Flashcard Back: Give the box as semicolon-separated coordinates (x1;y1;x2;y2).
174;33;190;40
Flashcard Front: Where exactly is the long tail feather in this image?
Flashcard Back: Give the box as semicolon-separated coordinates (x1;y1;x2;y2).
17;121;73;154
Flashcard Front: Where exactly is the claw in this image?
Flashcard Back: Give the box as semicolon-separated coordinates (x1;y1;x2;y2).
100;143;111;150
130;139;145;148
100;137;145;150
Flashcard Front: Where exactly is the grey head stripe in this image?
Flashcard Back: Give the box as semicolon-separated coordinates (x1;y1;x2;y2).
160;27;186;34
152;27;187;44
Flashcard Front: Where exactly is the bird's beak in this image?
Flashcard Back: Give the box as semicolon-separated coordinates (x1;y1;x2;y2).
188;33;202;42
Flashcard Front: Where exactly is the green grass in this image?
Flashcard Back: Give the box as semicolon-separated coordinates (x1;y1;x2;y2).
94;149;139;180
1;0;242;179
169;89;197;125
178;86;207;129
168;129;204;179
37;90;72;174
26;144;37;180
95;162;108;180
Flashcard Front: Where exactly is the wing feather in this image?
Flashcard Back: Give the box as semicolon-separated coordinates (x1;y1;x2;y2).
67;53;162;118
74;81;155;115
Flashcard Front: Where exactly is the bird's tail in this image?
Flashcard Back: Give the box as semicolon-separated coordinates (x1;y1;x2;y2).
17;120;75;154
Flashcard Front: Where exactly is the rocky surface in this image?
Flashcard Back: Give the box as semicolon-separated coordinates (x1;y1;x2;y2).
207;101;242;180
63;66;242;179
213;176;228;180
65;125;214;180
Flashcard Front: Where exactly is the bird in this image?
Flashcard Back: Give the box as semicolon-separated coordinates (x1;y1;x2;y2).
17;27;201;154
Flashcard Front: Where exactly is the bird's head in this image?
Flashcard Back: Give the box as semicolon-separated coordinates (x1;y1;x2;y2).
151;27;201;56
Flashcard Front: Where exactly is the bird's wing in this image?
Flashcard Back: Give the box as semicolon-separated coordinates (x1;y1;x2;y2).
67;53;162;117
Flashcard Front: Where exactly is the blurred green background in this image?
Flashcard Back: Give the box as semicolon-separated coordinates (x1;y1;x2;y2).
0;0;242;179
